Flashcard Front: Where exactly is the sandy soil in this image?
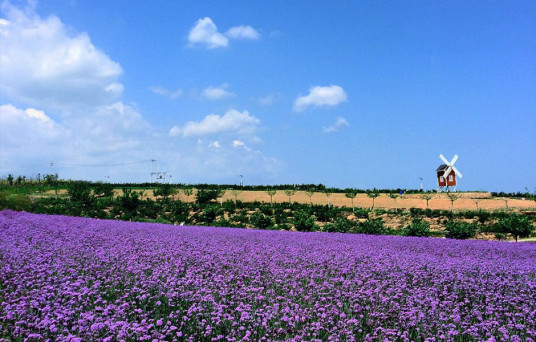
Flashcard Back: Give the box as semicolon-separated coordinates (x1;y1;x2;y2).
163;190;535;211
43;188;535;211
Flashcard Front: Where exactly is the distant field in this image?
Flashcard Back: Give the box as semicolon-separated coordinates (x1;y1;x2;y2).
102;189;536;211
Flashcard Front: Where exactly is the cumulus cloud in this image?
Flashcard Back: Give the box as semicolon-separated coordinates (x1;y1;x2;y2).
225;25;260;40
0;5;281;183
169;109;260;138
0;4;123;113
149;86;183;99
293;85;347;112
187;17;228;49
187;17;260;49
201;84;234;100
322;117;349;133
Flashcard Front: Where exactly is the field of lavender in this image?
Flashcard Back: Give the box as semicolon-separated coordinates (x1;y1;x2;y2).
1;210;535;341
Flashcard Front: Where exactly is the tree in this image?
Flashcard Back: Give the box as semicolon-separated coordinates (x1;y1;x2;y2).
284;189;296;204
182;187;193;201
345;189;358;212
357;218;387;235
249;211;273;229
445;220;478;239
217;190;226;206
153;183;176;199
389;192;400;211
6;174;14;186
293;209;316;232
401;219;431;237
230;189;242;203
496;214;534;242
366;189;380;210
44;173;59;198
93;182;114;198
196;189;220;204
324;189;334;206
304;190;315;205
265;189;277;205
421;193;433;209
446;192;461;212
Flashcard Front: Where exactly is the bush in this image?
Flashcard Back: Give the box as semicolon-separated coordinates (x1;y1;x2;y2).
445;221;478;239
200;205;221;224
196;189;221;204
495;214;535;242
249;212;273;230
356;218;387;235
293;210;317;232
324;218;353;233
401;219;431;237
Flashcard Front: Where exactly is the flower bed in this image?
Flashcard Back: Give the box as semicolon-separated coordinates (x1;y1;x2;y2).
1;211;535;341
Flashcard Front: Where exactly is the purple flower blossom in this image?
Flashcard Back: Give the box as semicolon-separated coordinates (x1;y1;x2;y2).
1;210;535;341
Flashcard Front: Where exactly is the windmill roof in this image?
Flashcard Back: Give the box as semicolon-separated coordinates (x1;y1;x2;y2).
436;164;449;171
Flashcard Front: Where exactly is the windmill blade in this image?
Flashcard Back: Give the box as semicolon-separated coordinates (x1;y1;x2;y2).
452;166;463;178
443;165;452;178
439;154;449;165
450;154;458;165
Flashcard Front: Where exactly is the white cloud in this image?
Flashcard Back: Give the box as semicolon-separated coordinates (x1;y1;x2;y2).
225;25;260;40
293;85;347;112
257;93;280;106
201;84;234;100
0;5;281;183
0;4;123;113
322;117;349;133
209;141;221;148
149;86;183;99
169;109;260;138
187;17;228;49
232;140;245;147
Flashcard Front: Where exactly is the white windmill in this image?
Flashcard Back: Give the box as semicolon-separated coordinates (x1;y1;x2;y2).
436;154;463;192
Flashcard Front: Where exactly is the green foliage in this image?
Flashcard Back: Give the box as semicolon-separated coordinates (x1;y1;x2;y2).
153;184;176;198
196;189;221;204
495;214;535;242
356;218;387;235
401;219;431;237
293;209;316;232
312;205;335;222
0;191;32;211
324;217;354;233
249;211;273;229
445;220;478;239
494;232;506;241
200;205;221;224
68;181;92;204
93;182;114;198
117;188;141;219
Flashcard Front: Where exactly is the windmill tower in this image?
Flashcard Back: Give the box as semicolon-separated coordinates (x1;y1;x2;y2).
437;154;463;192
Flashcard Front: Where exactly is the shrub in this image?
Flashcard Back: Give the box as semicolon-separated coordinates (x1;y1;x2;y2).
293;210;317;232
495;214;535;242
402;219;431;237
356;218;387;235
249;212;273;230
196;189;221;204
200;205;220;224
324;218;353;233
445;221;478;239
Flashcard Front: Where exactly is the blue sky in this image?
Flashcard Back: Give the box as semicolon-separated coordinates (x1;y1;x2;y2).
1;0;535;192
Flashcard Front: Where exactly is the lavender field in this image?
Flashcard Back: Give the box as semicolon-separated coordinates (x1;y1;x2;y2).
0;211;535;341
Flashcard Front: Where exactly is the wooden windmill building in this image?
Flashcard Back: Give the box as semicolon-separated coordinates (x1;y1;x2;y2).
437;154;463;192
